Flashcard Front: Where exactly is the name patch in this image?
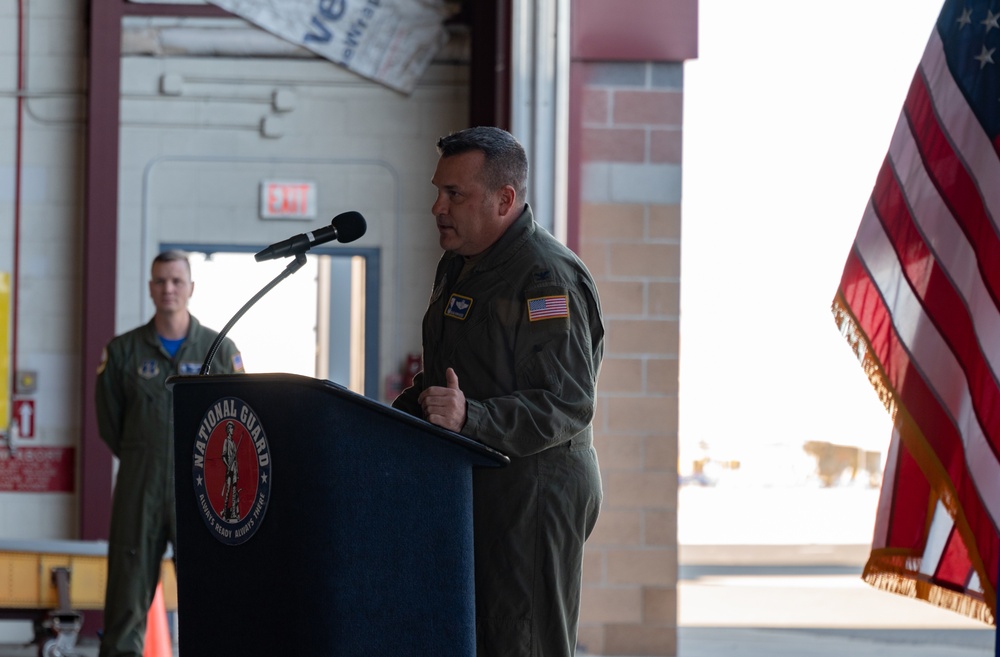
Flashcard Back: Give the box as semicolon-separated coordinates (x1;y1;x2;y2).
444;294;474;320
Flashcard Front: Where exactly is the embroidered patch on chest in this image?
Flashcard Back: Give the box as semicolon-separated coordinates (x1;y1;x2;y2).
138;360;160;379
444;294;474;320
527;295;570;321
179;362;201;375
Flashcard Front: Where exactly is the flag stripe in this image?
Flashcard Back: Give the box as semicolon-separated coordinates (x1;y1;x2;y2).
837;252;997;614
840;248;994;555
872;425;902;547
932;7;1000;165
876;141;1000;463
836;0;1000;623
858;31;1000;526
889;107;1000;384
938;522;973;587
852;209;1000;530
904;59;1000;306
921;501;955;577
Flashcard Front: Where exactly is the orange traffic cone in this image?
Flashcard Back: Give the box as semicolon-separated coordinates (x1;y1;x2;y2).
143;583;172;657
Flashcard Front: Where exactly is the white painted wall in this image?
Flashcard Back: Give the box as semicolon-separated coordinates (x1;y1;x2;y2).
0;1;87;543
0;3;468;543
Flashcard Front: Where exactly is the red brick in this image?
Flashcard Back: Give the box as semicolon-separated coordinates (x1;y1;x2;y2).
579;586;643;623
607;318;679;355
647;358;679;395
596;433;644;470
596;280;645;316
606;396;678;434
605;623;677;655
609;243;680;278
645;509;678;547
643;587;677;624
650;128;683;163
606;548;677;586
597;355;644;392
613;90;683;125
575;624;605;656
583;88;610;123
589;508;643;546
582;547;604;584
649;281;680;316
580;203;645;241
604;470;676;508
649;203;681;240
582;127;646;162
645;433;678;472
578;241;608;279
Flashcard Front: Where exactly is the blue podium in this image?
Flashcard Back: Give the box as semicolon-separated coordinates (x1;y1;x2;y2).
169;373;507;656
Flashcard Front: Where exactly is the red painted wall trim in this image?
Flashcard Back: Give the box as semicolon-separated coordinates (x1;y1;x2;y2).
468;0;511;130
81;0;124;545
572;0;698;62
566;62;585;254
82;0;234;545
123;3;231;17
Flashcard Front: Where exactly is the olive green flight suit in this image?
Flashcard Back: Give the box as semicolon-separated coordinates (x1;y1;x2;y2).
95;316;242;657
394;206;605;657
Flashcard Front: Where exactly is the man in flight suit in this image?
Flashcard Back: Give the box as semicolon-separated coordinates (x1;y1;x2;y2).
393;127;605;656
95;250;243;657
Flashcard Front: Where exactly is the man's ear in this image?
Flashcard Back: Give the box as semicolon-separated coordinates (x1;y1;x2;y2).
496;184;517;217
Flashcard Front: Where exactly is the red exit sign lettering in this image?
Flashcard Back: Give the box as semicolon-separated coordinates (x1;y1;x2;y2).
260;180;318;220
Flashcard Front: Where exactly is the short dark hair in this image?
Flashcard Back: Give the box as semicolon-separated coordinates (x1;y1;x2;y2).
152;250;191;276
437;126;528;201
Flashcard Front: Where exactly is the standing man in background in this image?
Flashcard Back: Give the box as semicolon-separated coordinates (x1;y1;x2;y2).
95;250;243;657
393;126;605;656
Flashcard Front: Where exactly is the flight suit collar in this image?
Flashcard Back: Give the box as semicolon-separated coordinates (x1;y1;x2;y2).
139;314;204;354
442;204;536;275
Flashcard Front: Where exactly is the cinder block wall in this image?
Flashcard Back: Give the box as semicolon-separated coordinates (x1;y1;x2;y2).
576;62;683;657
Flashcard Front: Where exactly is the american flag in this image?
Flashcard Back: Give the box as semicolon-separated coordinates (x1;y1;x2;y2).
833;0;1000;625
527;295;569;321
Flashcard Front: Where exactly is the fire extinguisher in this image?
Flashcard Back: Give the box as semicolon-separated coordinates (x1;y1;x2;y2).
403;353;422;388
384;353;423;401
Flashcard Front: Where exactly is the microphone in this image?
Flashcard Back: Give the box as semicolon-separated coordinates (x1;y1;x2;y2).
254;211;367;261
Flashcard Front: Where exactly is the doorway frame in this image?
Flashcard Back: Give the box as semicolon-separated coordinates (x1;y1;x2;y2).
162;243;382;400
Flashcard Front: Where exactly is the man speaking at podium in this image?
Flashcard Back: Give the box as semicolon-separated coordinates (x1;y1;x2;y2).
393;127;605;657
95;250;243;657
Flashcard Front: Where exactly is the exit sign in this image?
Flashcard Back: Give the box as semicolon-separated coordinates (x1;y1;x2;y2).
260;180;318;220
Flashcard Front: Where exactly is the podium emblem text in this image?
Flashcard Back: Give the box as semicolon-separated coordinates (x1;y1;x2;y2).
191;396;272;545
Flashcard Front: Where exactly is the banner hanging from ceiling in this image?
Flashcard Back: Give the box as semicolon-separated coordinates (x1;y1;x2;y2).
207;0;449;94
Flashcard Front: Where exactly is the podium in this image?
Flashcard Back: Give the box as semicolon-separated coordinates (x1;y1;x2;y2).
169;373;507;656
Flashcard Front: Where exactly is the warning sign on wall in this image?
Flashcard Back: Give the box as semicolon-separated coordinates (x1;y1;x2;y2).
0;446;74;493
12;399;35;439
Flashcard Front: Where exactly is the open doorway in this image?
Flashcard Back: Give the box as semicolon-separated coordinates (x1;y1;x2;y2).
164;245;380;398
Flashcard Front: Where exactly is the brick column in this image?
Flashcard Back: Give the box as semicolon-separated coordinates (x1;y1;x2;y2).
576;62;683;657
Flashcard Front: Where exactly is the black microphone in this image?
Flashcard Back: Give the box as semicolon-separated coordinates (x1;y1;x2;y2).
254;211;367;261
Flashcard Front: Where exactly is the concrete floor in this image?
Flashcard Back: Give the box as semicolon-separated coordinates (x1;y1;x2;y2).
3;486;994;656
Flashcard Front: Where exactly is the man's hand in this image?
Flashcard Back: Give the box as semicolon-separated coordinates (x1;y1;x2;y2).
418;367;467;432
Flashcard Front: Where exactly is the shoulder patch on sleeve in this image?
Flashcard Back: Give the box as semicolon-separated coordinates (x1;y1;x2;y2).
96;347;108;375
527;294;569;322
232;353;244;373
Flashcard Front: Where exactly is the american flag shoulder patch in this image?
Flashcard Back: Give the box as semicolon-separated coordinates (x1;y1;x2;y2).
527;294;570;322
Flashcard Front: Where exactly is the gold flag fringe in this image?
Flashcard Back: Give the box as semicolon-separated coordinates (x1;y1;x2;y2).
833;292;998;623
831;294;897;421
864;551;994;625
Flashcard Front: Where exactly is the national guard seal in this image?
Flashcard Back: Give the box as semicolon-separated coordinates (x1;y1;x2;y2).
191;396;272;546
